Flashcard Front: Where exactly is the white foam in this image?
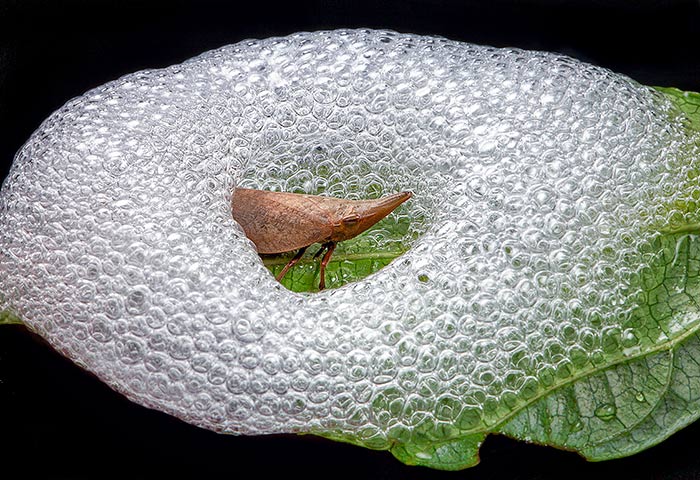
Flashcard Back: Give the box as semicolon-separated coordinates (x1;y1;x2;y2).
1;30;698;447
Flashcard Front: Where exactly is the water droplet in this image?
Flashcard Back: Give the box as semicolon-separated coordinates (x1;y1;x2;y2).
621;330;639;348
594;403;617;421
635;392;645;402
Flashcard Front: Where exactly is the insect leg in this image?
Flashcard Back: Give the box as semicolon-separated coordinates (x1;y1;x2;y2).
312;245;326;260
275;246;308;282
318;242;337;290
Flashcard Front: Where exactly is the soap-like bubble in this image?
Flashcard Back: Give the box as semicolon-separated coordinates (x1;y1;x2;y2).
1;29;698;458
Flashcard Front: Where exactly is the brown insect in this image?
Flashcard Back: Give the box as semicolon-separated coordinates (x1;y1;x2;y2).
231;188;412;290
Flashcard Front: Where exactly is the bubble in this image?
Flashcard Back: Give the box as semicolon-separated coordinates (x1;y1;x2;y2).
1;29;697;449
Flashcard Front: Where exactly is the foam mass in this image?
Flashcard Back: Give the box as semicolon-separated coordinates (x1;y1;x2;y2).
2;30;700;469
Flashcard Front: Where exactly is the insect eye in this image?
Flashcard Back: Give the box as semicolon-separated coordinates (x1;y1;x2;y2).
342;214;360;225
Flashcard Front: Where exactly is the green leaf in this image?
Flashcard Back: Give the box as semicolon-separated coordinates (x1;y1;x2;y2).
655;86;700;132
263;249;405;292
262;211;413;292
0;309;22;325
390;433;486;470
495;223;700;461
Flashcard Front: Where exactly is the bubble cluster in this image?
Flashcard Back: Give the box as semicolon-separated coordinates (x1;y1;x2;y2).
1;29;699;458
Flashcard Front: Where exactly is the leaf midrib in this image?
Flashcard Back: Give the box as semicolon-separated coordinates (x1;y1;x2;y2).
483;317;698;436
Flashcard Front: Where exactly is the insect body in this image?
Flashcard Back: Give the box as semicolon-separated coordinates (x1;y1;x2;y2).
231;188;412;289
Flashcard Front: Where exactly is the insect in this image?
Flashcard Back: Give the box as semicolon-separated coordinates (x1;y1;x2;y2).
231;188;412;290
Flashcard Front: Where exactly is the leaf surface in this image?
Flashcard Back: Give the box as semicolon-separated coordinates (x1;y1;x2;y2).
263;212;412;292
0;310;22;325
491;89;700;463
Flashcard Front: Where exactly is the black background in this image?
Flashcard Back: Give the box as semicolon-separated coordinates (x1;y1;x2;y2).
1;1;700;478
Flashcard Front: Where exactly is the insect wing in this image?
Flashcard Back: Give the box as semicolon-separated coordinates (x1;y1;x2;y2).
232;188;332;254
